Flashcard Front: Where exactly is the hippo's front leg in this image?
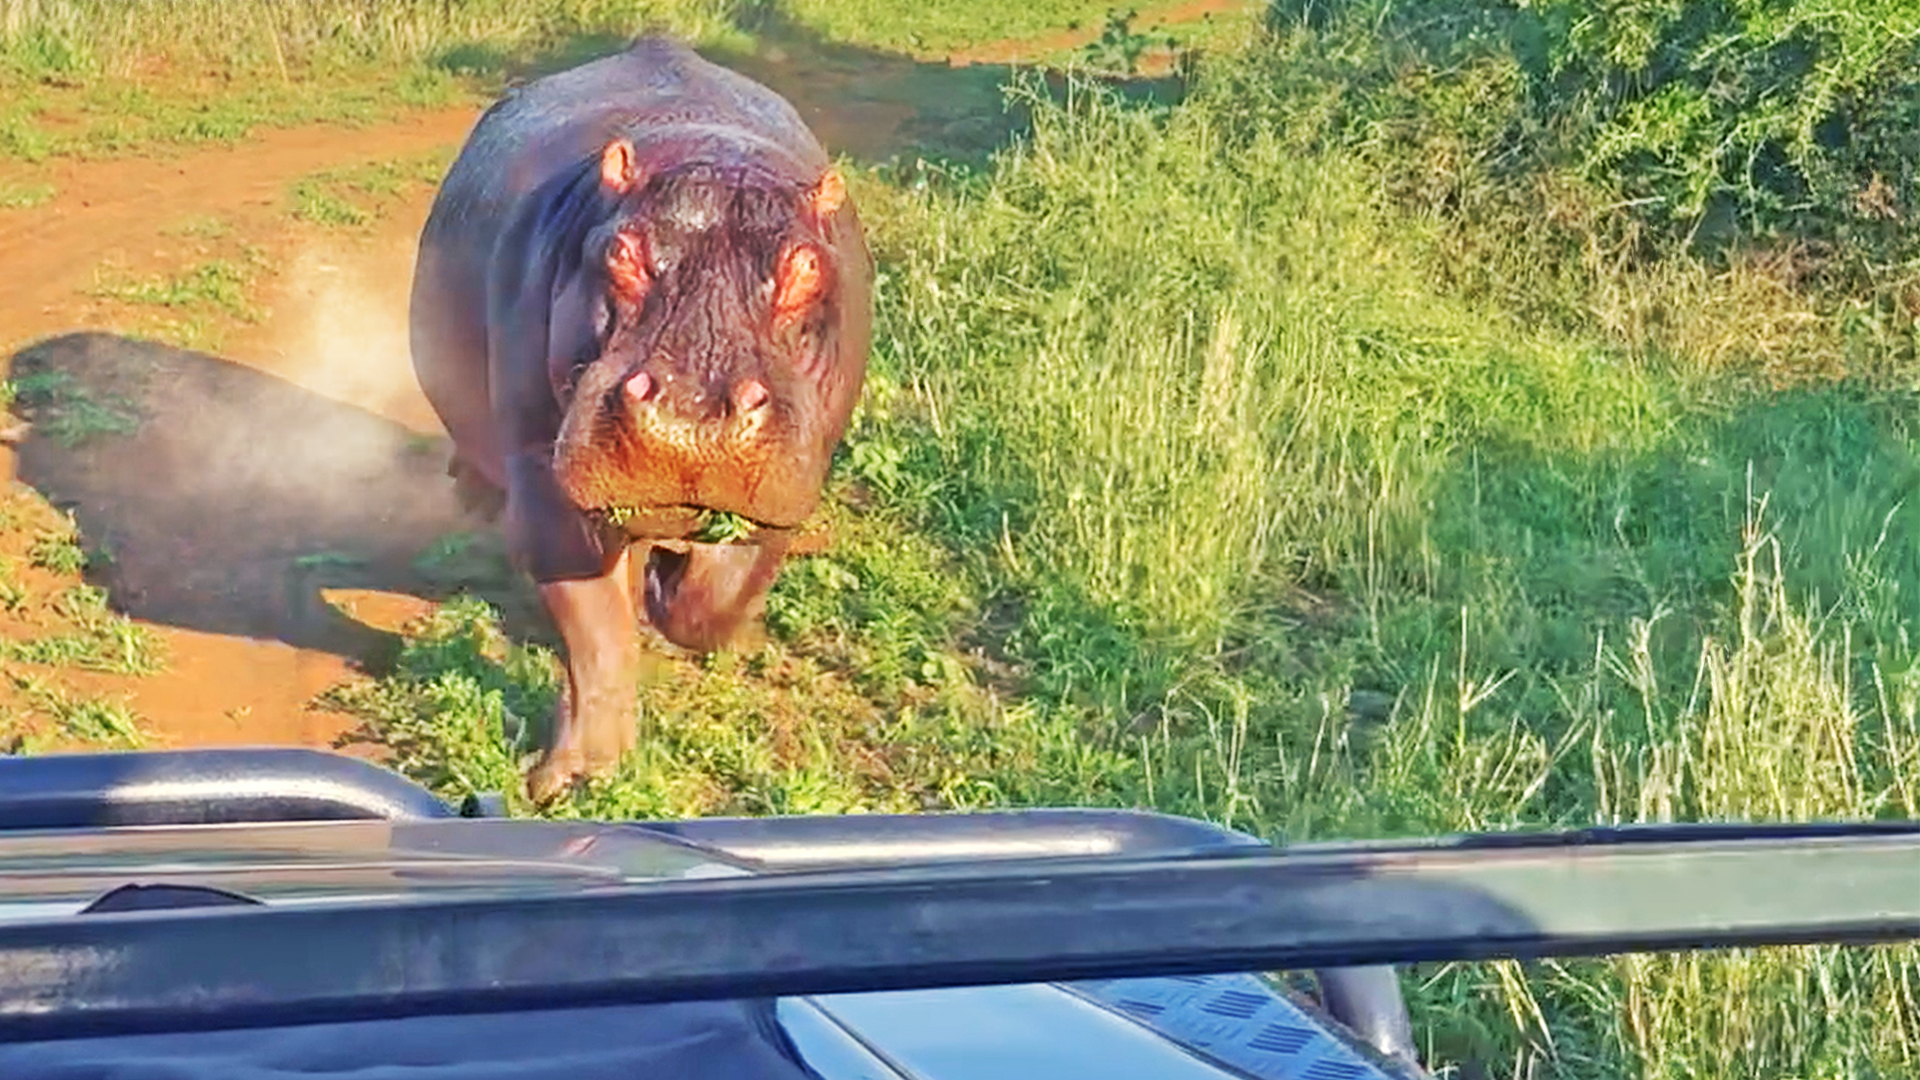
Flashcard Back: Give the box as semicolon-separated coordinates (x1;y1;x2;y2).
528;549;642;803
503;450;642;804
642;536;793;654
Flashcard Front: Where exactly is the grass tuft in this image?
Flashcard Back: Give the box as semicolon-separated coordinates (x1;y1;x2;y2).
289;150;453;228
9;370;141;448
9;673;144;748
0;179;52;208
89;258;262;323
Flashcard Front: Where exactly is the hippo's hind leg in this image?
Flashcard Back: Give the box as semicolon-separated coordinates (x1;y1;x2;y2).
409;247;509;522
448;457;507;521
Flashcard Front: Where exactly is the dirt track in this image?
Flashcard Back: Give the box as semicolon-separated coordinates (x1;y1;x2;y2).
0;106;486;752
0;8;1249;754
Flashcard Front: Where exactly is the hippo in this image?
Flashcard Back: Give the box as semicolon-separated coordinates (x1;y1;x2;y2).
408;36;872;802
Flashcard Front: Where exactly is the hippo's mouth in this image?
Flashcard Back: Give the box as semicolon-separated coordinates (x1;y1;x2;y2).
593;504;786;545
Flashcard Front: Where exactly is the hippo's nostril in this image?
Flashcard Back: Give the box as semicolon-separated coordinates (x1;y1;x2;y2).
734;378;770;412
625;371;655;404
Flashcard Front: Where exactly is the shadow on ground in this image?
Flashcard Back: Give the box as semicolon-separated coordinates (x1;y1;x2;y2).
716;9;1193;168
7;332;543;671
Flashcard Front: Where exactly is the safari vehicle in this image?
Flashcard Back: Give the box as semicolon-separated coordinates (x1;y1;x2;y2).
2;751;1917;1079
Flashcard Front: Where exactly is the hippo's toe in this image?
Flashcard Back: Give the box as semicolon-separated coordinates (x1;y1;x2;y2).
524;751;586;806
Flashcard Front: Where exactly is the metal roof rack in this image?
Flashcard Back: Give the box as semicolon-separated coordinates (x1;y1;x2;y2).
3;816;1918;1043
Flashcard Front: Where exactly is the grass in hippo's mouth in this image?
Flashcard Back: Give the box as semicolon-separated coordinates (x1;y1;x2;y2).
600;506;764;544
688;509;760;544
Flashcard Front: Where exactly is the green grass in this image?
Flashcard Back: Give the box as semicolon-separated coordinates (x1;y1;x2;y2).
0;0;756;78
1236;0;1920;383
0;583;165;675
0;0;1258;165
0;180;53;208
0;71;469;163
0;0;762;163
409;531;516;593
8;370;142;448
25;526;86;576
288;150;455;227
0;560;30;614
775;0;1158;56
89;258;261;322
84;256;266;352
9;673;144;748
8;0;1920;1074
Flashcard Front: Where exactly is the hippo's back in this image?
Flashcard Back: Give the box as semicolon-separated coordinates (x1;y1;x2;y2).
428;37;828;248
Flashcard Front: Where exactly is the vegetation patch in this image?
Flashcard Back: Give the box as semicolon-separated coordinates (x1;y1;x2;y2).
0;489;159;753
0;180;53;209
288;150;454;228
8;673;144;749
8;371;142;449
410;532;515;593
89;258;261;323
0;583;165;675
1242;0;1920;383
778;0;1224;59
0;0;762;163
25;527;86;576
83;255;268;353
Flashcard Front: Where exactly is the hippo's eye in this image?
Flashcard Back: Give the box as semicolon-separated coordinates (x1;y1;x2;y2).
606;231;650;306
771;243;827;327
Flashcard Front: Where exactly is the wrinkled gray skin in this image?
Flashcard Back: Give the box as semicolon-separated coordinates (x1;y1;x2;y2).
409;36;872;802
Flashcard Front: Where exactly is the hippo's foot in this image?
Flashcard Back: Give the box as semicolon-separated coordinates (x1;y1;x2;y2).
523;679;640;806
524;748;584;805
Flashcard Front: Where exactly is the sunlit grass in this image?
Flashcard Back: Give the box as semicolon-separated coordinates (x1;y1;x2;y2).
0;0;753;161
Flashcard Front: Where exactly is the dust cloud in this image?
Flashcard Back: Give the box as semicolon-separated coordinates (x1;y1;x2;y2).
168;235;466;531
263;239;441;433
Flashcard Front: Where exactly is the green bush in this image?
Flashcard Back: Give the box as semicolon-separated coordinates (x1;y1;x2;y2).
1265;0;1920;237
1244;0;1920;377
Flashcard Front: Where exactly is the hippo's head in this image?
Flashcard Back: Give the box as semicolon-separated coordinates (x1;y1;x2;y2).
550;138;867;544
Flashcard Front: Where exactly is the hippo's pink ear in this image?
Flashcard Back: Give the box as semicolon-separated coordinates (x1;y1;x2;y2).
600;139;641;195
607;231;650;305
772;243;826;326
810;170;846;221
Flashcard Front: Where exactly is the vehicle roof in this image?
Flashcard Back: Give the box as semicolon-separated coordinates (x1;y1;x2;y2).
0;818;748;922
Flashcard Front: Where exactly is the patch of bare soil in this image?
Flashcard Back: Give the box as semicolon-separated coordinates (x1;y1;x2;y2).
0;108;482;361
